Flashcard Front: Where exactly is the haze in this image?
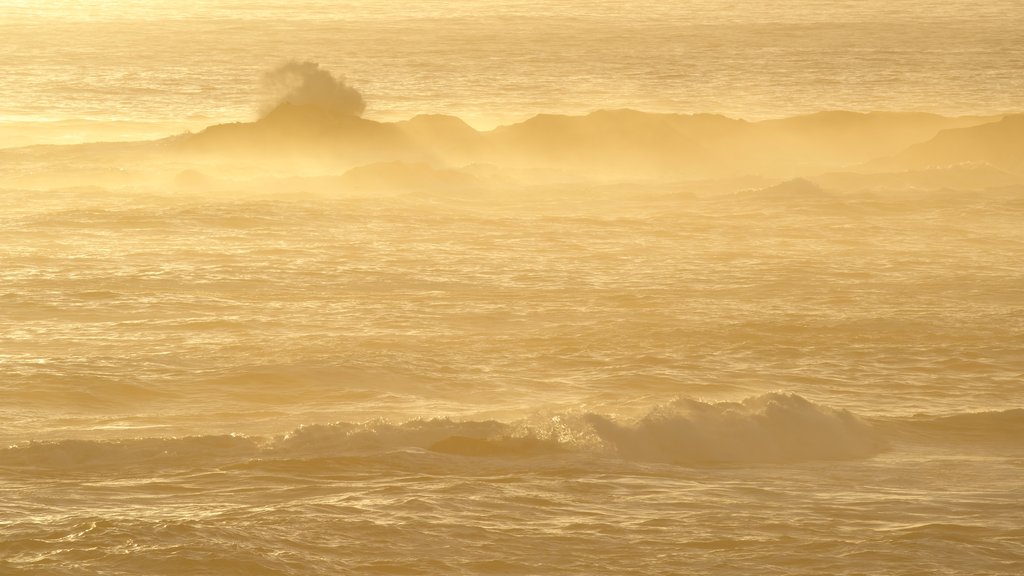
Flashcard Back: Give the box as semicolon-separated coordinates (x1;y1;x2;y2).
0;2;1022;575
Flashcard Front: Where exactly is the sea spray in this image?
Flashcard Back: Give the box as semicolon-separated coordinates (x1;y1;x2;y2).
586;393;884;464
1;394;890;471
260;60;365;119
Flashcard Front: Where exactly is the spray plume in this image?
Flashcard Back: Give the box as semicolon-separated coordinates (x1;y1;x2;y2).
261;60;365;118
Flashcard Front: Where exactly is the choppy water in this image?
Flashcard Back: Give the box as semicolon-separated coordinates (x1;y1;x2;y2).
1;188;1022;574
2;1;1024;573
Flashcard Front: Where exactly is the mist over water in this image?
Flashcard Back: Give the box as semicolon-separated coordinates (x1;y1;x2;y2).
2;2;1024;575
2;180;1022;573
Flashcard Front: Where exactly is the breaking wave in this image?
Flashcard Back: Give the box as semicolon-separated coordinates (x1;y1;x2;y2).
3;394;1019;472
586;393;883;464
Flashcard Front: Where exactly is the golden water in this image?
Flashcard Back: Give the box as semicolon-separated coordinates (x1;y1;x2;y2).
1;2;1022;574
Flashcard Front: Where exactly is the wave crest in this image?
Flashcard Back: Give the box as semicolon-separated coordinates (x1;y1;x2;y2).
586;393;884;464
0;394;901;471
893;408;1024;444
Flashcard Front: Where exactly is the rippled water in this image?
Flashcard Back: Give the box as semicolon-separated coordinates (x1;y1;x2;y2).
1;188;1022;574
2;1;1023;573
1;0;1023;131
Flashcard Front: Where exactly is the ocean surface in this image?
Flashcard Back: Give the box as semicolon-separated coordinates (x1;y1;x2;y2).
2;188;1022;574
2;1;1024;575
1;0;1024;136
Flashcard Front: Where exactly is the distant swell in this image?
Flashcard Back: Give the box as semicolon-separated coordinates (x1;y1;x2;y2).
5;395;1019;472
0;435;261;470
886;408;1024;444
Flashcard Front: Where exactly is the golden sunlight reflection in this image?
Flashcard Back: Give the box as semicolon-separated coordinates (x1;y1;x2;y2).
0;2;1022;575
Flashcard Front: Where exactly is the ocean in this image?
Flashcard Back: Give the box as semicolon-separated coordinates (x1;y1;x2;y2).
1;2;1023;575
2;0;1024;136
